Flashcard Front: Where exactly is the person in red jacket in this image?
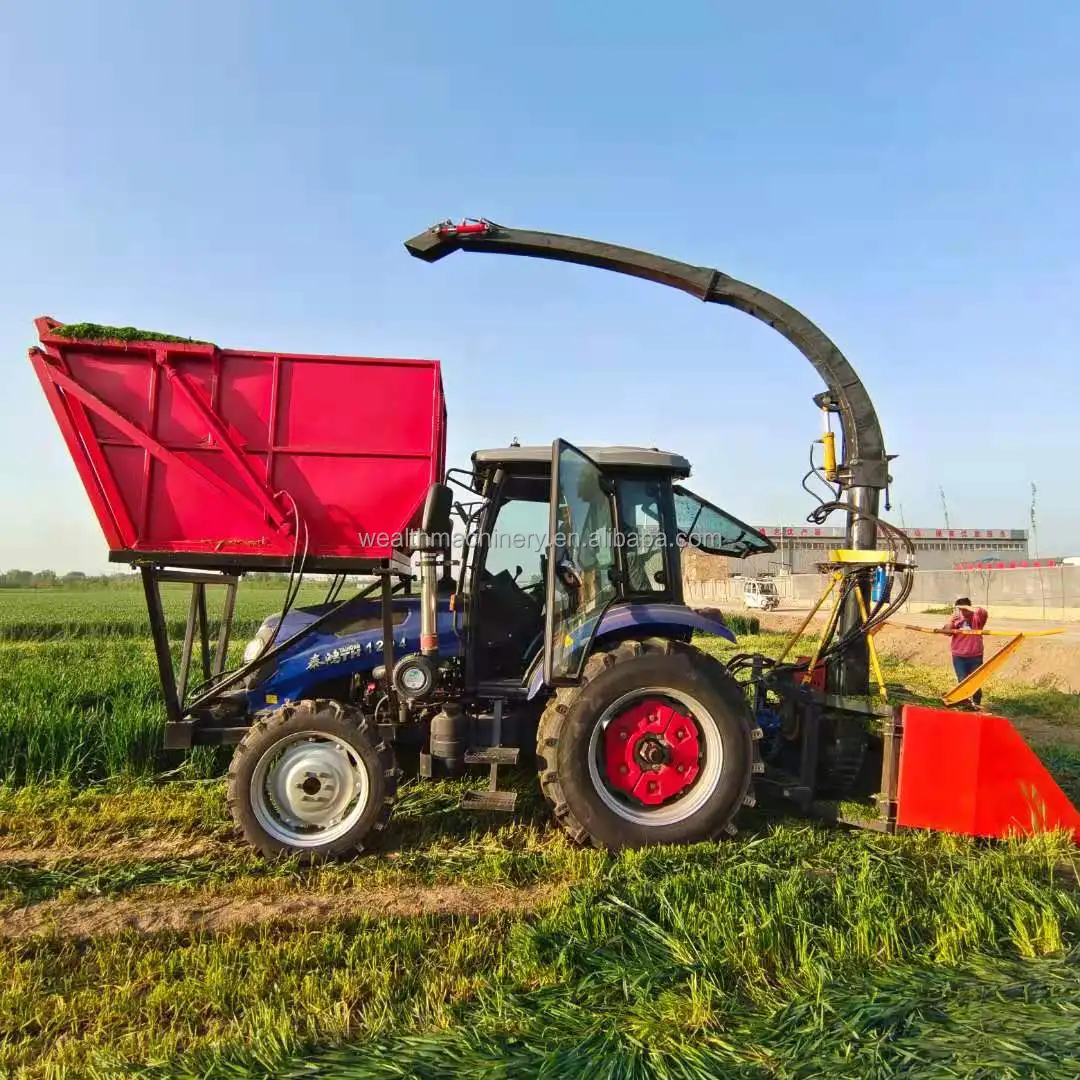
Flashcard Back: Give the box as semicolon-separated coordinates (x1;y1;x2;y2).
944;596;988;708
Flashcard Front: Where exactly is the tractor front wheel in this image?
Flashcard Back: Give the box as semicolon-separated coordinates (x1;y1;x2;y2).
227;699;397;862
535;637;759;849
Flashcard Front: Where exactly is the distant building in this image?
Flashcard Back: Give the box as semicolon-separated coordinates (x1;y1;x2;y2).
729;525;1030;576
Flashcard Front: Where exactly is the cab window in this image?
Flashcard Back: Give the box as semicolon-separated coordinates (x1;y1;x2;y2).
672;486;775;557
616;478;668;592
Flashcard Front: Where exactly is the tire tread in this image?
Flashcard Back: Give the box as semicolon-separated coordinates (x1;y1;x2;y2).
226;698;397;863
535;636;760;849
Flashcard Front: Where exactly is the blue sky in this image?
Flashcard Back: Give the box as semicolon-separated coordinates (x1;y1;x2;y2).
1;0;1077;574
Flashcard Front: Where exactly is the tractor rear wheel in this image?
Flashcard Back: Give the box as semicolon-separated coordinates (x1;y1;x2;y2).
535;637;760;849
226;699;397;863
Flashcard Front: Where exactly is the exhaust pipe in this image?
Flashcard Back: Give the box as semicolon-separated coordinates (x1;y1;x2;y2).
419;551;438;657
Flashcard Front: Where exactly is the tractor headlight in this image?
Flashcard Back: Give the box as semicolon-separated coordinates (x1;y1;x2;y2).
242;620;277;665
242;635;267;664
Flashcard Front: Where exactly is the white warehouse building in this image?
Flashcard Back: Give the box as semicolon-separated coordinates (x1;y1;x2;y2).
731;525;1030;576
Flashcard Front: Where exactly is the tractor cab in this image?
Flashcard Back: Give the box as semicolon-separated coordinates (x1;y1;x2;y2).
461;440;774;693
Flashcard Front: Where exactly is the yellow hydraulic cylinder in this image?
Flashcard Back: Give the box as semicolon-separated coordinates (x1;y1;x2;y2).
821;430;838;482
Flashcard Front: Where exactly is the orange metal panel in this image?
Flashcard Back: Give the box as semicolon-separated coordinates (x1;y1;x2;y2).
896;704;1080;841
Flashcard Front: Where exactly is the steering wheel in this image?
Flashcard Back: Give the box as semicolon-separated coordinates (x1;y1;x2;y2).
522;577;546;602
480;566;544;608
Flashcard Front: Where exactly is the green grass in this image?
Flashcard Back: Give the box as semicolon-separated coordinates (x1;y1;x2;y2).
233;948;1080;1079
1;586;1079;1076
0;582;331;641
48;321;212;345
722;612;760;636
0;640;230;786
0;821;1077;1077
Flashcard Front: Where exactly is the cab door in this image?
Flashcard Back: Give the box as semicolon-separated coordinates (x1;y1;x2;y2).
543;440;619;687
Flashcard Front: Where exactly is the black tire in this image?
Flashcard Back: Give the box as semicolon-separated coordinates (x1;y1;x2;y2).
535;637;761;850
226;699;397;862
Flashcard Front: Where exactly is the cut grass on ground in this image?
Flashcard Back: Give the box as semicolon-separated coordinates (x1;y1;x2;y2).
1;592;1079;1076
0;822;1077;1077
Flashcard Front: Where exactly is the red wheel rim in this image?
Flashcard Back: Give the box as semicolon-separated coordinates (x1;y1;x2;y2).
601;696;703;805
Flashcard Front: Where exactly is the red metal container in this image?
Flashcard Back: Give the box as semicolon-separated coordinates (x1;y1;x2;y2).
29;317;447;570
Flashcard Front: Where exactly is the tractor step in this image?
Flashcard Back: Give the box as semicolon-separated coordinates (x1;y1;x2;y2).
464;746;520;766
460;789;518;812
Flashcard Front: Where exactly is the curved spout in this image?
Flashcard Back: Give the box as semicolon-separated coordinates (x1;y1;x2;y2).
404;219;890;492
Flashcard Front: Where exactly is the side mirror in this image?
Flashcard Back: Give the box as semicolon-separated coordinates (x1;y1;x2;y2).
420;482;454;546
514;565;523;581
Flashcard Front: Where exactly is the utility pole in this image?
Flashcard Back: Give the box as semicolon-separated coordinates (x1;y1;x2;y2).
939;486;954;569
1031;482;1046;619
1029;483;1039;559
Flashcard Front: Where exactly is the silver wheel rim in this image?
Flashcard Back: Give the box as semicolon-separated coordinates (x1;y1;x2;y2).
586;687;724;827
249;730;371;847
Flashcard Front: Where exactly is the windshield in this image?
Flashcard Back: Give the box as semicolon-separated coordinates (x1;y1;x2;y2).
672;486;774;558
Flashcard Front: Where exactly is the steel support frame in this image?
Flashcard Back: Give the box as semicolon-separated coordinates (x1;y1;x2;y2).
141;567;240;735
141;561;411;748
799;695;903;835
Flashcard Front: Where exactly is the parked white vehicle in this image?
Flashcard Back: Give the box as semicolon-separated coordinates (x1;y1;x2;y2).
743;578;780;610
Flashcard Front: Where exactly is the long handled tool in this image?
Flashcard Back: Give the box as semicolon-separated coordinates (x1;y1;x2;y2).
890;623;1064;706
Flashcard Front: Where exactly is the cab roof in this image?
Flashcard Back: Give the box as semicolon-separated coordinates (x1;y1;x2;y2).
471;444;692;478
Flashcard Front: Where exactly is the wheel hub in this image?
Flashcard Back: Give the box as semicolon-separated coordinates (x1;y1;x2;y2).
262;738;363;830
603;698;701;805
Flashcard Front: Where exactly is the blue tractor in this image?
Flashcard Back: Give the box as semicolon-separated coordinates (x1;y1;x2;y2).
213;441;776;860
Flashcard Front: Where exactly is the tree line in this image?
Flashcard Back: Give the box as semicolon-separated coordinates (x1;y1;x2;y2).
0;570;139;589
0;569;350;589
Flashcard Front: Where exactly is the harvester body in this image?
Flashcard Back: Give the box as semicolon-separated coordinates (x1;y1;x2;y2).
29;315;446;569
25;220;1080;859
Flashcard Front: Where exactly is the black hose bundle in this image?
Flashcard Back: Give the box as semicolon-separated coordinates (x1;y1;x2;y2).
728;498;916;690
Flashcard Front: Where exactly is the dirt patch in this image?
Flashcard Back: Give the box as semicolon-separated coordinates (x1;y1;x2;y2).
761;613;1080;693
0;882;559;940
0;837;228;865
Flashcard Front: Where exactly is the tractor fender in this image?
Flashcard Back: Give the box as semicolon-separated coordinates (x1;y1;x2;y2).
525;602;736;700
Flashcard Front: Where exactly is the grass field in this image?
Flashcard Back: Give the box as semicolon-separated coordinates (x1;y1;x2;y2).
0;583;1078;1078
0;582;333;641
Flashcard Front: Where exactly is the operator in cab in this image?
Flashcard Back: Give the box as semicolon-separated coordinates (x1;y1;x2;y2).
944;596;989;710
